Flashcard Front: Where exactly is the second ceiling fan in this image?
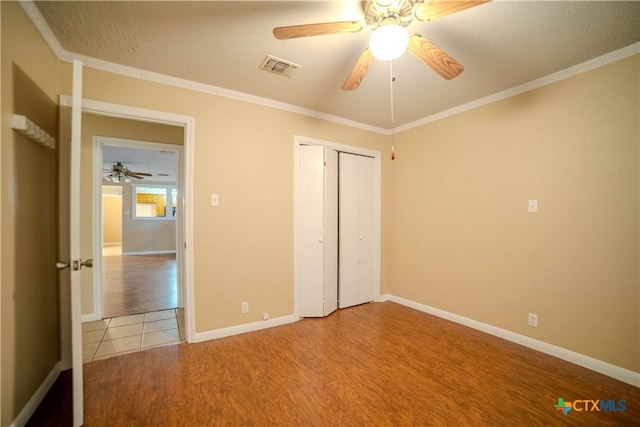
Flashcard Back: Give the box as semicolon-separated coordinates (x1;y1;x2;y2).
273;0;489;90
104;162;152;183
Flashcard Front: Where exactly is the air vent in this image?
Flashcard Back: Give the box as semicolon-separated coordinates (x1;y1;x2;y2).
259;55;301;77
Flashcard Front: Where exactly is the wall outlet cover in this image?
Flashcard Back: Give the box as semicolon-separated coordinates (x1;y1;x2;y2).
528;312;538;327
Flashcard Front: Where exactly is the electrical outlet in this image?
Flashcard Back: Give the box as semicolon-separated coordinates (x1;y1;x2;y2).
262;312;269;321
241;302;249;314
528;313;538;327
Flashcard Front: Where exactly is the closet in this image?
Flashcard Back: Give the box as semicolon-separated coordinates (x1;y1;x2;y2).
297;144;376;317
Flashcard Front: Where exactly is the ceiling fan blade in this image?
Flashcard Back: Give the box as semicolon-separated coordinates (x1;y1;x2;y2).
127;173;146;179
129;171;152;176
407;34;463;80
273;21;363;40
342;48;376;91
414;0;490;22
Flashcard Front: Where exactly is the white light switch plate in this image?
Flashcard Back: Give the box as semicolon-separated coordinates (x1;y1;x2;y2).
211;194;219;206
528;200;538;213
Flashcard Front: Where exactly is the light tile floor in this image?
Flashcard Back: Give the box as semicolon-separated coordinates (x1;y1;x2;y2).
102;243;122;256
82;308;185;362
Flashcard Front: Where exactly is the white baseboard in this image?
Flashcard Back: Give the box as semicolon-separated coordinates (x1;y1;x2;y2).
10;361;61;427
382;294;640;388
81;312;100;323
192;314;299;343
122;250;177;256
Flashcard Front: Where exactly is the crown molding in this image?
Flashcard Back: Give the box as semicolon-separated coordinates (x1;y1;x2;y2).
393;42;640;133
19;1;389;136
63;51;391;135
21;1;637;137
19;1;68;60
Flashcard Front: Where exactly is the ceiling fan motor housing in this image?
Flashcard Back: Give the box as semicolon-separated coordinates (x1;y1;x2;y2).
365;0;415;29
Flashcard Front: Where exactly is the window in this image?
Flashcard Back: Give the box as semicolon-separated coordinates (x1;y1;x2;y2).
132;184;177;220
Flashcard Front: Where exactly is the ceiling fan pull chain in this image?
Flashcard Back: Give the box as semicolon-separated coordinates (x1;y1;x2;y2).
390;60;396;161
389;60;395;125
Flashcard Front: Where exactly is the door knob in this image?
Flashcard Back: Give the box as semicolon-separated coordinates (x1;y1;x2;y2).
56;261;70;270
58;259;94;271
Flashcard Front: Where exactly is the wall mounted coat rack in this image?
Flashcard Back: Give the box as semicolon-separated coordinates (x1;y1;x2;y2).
11;114;56;149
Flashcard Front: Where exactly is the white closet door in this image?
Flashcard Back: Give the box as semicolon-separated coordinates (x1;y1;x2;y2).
298;145;325;317
323;148;338;316
357;155;375;304
339;153;375;308
338;153;359;308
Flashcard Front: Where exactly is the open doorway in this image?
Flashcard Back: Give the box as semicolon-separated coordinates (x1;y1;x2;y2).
80;112;188;361
100;142;181;318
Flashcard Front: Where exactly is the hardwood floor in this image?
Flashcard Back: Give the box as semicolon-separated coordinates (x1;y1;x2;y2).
103;252;177;318
30;302;638;426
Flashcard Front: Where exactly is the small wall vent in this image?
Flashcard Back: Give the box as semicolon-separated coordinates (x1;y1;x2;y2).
259;55;301;77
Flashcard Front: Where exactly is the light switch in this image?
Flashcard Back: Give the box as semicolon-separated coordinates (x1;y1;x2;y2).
528;200;538;213
211;194;219;206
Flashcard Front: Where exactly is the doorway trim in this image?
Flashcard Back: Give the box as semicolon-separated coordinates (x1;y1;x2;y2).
93;136;183;321
60;95;195;342
293;135;381;318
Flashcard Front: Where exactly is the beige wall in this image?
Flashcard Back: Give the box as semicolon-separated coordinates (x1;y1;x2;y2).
389;55;639;372
58;53;638;373
102;194;122;244
3;5;637;425
80;113;183;314
59;63;392;333
1;3;61;426
121;182;176;253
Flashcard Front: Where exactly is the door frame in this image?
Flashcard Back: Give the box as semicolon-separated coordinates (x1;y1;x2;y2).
93;136;184;321
293;135;381;318
59;95;196;344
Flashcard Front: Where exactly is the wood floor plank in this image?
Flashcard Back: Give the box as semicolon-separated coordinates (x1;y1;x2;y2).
33;302;639;426
103;253;177;317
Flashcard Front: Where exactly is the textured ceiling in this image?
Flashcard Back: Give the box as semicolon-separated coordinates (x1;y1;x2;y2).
33;1;640;129
102;145;178;184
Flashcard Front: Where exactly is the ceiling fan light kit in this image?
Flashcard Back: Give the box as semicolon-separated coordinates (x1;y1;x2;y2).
369;25;409;61
106;173;132;184
272;0;489;90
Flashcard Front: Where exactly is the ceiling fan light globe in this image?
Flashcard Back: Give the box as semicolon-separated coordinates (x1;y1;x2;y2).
369;24;408;61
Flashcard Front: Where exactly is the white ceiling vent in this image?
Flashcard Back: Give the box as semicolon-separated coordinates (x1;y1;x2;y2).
259;55;301;77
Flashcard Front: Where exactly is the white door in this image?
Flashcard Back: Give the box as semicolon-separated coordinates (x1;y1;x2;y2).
322;148;338;316
298;145;325;317
298;146;339;317
339;153;375;309
356;154;375;304
58;59;85;427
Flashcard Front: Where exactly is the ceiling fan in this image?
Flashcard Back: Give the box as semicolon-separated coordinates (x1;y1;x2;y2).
103;162;152;183
273;0;489;90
